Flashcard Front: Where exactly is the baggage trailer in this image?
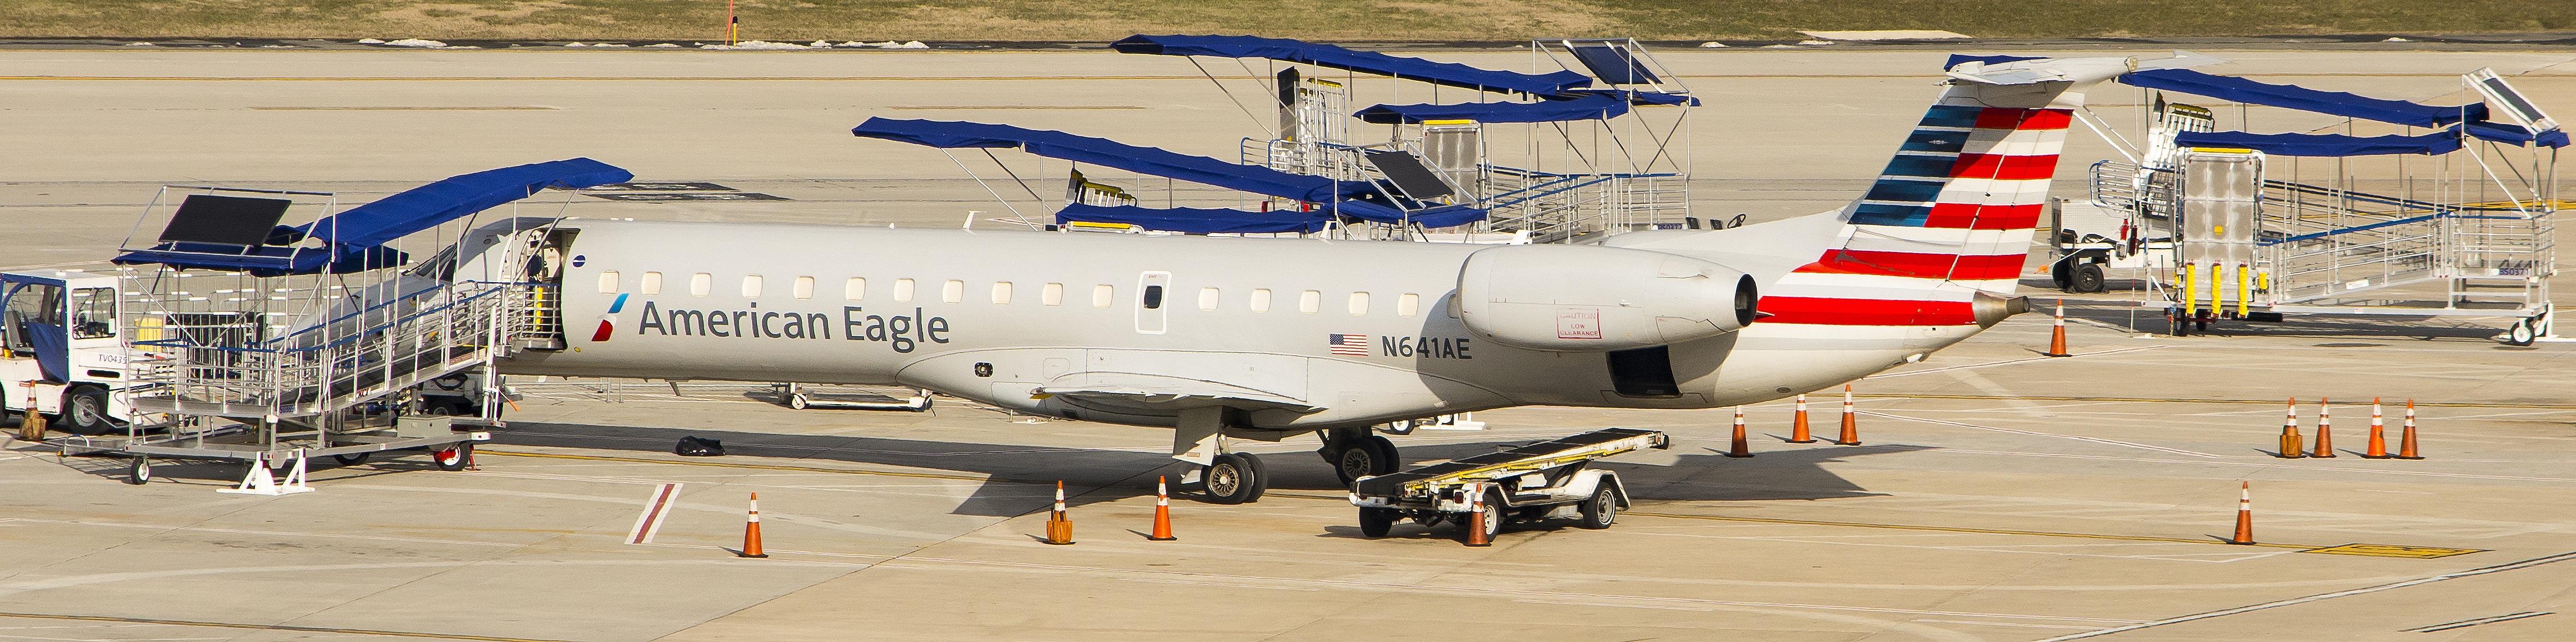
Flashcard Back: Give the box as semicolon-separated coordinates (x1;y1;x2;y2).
1348;427;1667;544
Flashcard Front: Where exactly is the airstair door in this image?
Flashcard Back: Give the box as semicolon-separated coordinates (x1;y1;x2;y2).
1135;271;1171;335
511;228;579;350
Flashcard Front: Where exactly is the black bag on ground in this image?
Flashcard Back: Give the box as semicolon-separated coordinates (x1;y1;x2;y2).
674;435;725;457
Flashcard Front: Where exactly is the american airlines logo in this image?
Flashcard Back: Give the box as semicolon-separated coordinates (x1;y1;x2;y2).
600;299;954;354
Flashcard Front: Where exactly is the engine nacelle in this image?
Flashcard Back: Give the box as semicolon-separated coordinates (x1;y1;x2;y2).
1455;244;1757;352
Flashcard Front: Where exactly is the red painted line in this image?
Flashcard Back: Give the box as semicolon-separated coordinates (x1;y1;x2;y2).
1757;296;1976;326
629;483;681;545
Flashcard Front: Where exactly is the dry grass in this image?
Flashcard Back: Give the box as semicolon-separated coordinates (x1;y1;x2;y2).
8;0;2574;41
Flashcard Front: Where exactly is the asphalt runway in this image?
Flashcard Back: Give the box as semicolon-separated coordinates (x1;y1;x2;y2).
3;46;2576;641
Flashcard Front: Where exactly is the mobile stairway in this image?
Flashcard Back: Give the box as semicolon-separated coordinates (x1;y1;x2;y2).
33;158;632;489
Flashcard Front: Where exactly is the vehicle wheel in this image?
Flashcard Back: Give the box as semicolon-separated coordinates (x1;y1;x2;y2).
1239;452;1268;503
2050;261;2072;290
2072;263;2107;294
2508;318;2537;346
1577;485;1619;529
1359;507;1399;538
788;393;810;410
432;443;472;471
1200;454;1259;505
57;387;116;436
333;452;371;466
126;456;150;485
1466;489;1506;541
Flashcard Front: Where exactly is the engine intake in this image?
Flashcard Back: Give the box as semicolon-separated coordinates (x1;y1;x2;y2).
1455;245;1756;352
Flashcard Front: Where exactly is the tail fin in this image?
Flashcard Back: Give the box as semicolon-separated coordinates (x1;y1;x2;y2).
1760;53;2218;327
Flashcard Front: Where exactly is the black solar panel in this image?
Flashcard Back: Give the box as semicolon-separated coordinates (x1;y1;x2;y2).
159;194;293;246
1364;150;1455;200
1569;43;1659;85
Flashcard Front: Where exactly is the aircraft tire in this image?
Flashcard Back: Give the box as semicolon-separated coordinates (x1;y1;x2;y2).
1361;435;1400;476
1240;452;1268;502
1200;454;1259;505
1359;507;1399;538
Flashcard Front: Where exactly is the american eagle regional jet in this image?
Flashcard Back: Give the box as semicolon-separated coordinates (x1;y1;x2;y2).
431;53;2215;503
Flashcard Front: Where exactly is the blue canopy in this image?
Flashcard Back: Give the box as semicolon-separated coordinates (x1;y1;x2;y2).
1353;91;1694;125
1112;35;1592;96
2175;130;2463;157
1058;203;1331;234
115;158;632;276
853;118;1486;228
2465;120;2573;148
2118;69;2485;128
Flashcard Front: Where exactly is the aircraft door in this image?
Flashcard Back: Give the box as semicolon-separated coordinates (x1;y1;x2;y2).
513;228;580;349
1135;271;1170;334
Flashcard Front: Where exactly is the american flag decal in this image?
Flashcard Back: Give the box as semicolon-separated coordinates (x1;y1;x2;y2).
1327;333;1370;356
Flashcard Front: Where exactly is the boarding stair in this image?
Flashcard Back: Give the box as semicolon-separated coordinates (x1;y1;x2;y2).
121;279;551;421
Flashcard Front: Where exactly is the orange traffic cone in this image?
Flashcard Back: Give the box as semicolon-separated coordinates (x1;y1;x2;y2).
1044;481;1075;545
2397;400;2424;460
1835;384;1862;446
1787;394;1817;443
19;387;44;442
1464;481;1492;547
2228;481;2255;545
1147;476;1177;541
2044;299;2072;357
2275;398;2304;458
1726;407;1754;458
738;492;769;558
2363;397;2390;458
2309;397;2337;458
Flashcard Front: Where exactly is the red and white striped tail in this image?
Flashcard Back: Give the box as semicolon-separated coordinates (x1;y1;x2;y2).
1761;84;2077;328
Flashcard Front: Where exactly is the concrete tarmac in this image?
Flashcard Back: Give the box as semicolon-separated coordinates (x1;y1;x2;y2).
3;47;2576;641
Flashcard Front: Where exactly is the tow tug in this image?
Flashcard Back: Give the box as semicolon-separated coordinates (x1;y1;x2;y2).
1348;427;1668;543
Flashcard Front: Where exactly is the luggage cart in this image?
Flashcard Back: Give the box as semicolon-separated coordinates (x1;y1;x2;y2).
1348;427;1667;544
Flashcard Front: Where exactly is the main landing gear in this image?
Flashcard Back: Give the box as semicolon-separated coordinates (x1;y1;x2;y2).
1317;425;1399;488
1199;452;1267;505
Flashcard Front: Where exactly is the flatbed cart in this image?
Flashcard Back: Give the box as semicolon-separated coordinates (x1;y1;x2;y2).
774;383;932;411
54;414;497;487
1348;427;1668;543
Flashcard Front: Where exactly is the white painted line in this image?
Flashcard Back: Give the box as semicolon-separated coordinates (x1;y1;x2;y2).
627;483;682;545
1861;410;2223;457
2030;550;2576;640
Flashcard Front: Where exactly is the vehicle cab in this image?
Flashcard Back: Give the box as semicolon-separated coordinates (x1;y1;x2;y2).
2;269;135;435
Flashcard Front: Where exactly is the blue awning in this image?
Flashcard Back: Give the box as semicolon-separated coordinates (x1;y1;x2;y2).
115;158;631;276
1058;203;1331;234
2465;120;2573;148
2175;130;2463;157
1353;91;1694;125
2117;69;2485;127
1112;35;1592;96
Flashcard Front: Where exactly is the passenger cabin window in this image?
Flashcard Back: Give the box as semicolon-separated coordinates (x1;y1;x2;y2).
1042;283;1064;306
1348;292;1369;315
641;272;663;295
844;277;866;301
1198;287;1220;311
1141;285;1164;309
793;276;815;300
1299;290;1321;314
1249;288;1272;312
1397;293;1420;317
1092;285;1114;308
689;273;712;297
943;279;965;304
741;274;764;298
894;278;916;302
71;288;115;339
597;270;620;294
991;282;1013;304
